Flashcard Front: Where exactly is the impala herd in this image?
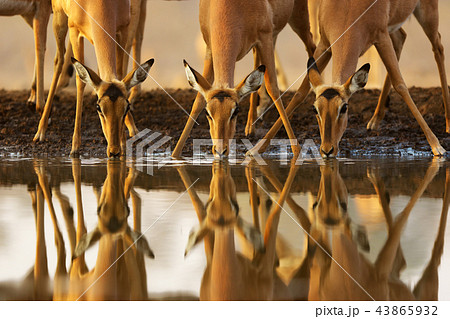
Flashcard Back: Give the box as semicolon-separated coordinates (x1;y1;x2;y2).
2;0;450;302
1;0;450;158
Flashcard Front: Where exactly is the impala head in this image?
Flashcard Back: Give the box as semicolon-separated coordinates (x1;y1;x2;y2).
308;58;370;158
312;161;370;251
313;162;349;227
71;58;154;158
73;160;153;259
185;161;264;255
184;60;265;158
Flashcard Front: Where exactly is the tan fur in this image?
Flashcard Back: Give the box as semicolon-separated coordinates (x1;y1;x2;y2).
181;161;298;300
0;0;51;113
309;161;446;301
249;0;449;157
50;160;152;301
33;0;152;157
172;0;316;158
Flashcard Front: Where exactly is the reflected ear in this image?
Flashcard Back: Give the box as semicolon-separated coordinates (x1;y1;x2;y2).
123;58;154;90
73;227;101;259
71;58;102;91
236;65;265;101
183;60;212;97
344;63;370;95
236;217;265;253
127;229;155;258
185;220;209;256
307;57;323;90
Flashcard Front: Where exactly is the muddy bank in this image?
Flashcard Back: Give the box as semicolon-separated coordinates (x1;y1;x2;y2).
0;87;450;158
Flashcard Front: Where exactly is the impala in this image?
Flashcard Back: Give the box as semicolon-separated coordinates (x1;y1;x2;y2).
33;0;153;157
248;0;449;157
171;0;316;158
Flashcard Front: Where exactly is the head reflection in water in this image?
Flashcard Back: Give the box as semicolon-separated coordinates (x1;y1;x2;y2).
182;159;298;300
67;160;154;301
309;160;445;301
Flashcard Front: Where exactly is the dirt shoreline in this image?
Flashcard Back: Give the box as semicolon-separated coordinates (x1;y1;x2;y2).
1;87;450;158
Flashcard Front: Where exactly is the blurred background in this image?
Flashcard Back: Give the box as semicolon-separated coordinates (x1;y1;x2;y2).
1;0;450;92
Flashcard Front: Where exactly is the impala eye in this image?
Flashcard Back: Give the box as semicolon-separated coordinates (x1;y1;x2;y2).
231;106;240;119
205;109;212;119
340;103;348;115
96;104;102;113
125;101;131;115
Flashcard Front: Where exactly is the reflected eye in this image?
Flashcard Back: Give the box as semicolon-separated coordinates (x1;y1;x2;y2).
231;106;240;119
340;103;348;115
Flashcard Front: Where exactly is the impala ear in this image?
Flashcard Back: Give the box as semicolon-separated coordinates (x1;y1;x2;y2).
307;57;323;90
184;60;212;97
236;65;266;100
123;58;154;90
185;220;209;256
127;228;155;258
71;58;102;91
236;217;265;253
73;227;101;259
344;63;370;95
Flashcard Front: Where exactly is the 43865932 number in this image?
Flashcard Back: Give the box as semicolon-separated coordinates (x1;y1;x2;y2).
376;306;438;316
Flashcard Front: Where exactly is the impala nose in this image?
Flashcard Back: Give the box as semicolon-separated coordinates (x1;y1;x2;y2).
321;146;335;158
213;145;228;159
108;146;121;158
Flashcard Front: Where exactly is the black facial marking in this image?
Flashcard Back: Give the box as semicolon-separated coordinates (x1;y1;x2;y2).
103;84;125;102
106;216;122;233
320;88;341;100
325;113;332;141
212;91;231;102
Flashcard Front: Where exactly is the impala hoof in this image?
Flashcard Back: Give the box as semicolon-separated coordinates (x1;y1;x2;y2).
432;145;446;157
33;130;46;143
366;117;381;131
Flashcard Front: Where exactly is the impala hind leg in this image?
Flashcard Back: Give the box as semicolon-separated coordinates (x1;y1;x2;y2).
367;29;406;131
289;0;316;57
414;2;450;133
33;11;68;143
375;32;445;156
56;41;74;91
172;49;214;158
254;36;300;157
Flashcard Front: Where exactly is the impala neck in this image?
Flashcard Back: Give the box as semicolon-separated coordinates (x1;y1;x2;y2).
331;40;362;85
209;230;241;299
86;237;120;300
208;0;241;87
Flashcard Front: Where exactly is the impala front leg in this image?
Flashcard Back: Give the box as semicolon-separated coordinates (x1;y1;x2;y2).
375;32;445;156
247;41;331;156
70;30;85;158
367;29;406;131
255;37;300;157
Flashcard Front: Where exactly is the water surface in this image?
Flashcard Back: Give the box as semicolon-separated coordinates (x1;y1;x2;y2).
0;157;448;300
